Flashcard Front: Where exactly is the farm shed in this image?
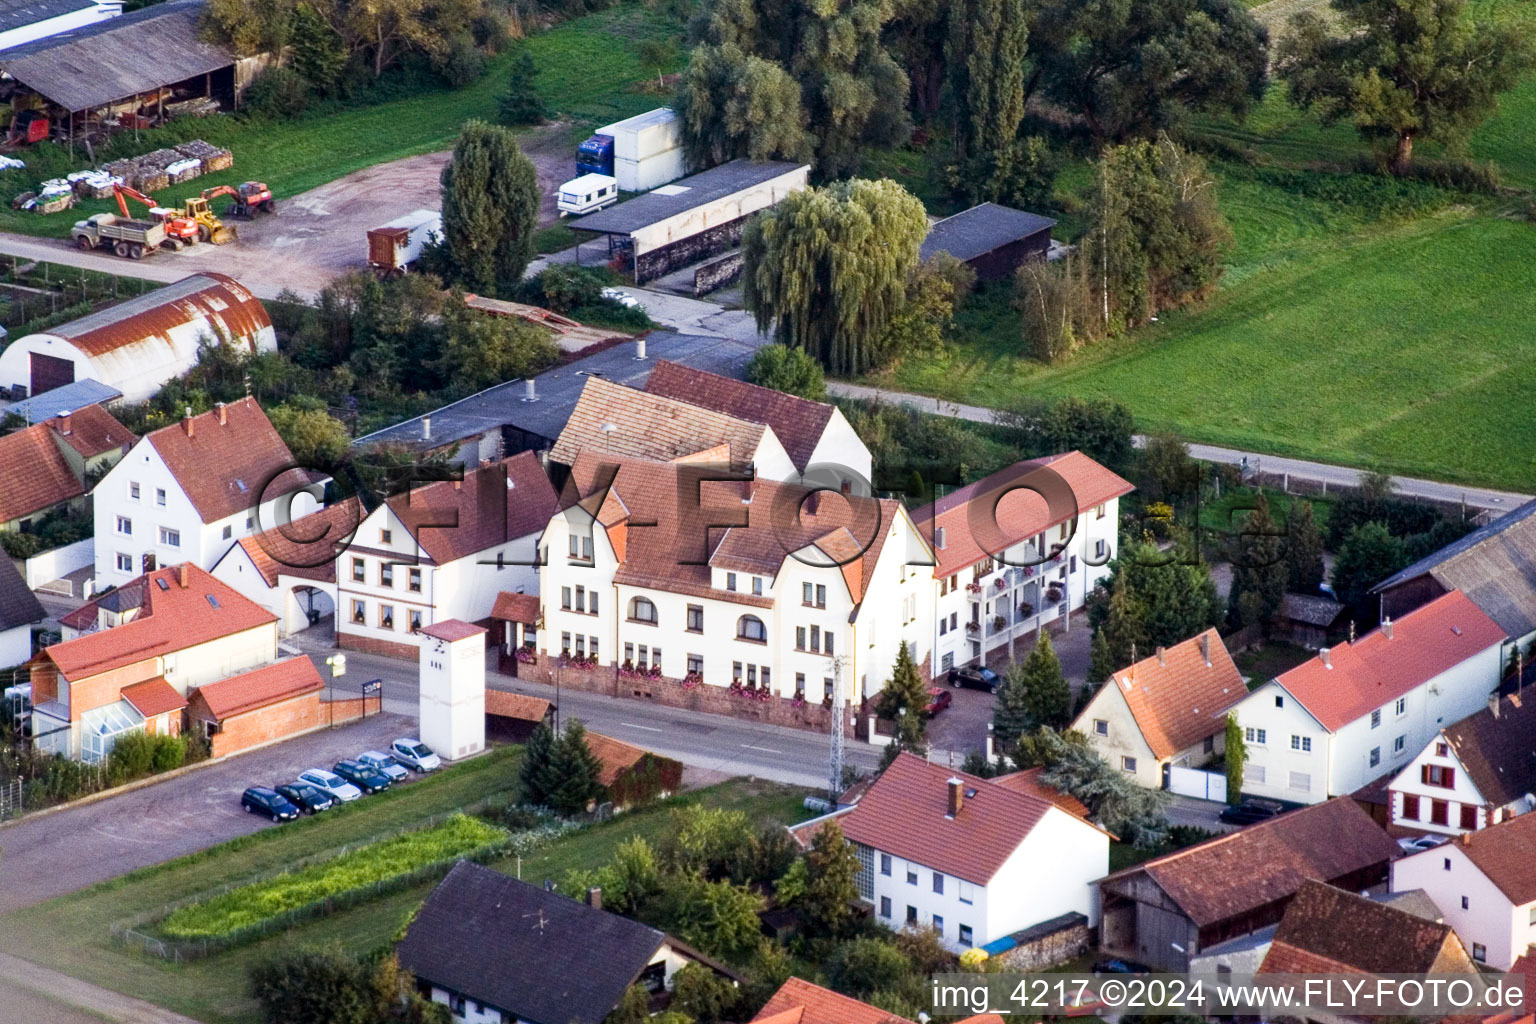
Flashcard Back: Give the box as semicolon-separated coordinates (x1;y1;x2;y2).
574;160;809;284
0;272;274;403
920;202;1056;282
0;0;234;139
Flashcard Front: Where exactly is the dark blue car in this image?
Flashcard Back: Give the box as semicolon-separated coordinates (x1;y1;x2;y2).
241;786;300;822
333;759;392;794
276;782;335;814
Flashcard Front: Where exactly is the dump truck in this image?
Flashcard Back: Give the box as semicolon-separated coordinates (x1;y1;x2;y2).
72;213;166;259
112;183;199;250
367;210;441;276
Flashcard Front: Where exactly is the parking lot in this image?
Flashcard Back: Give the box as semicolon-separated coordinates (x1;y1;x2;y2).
0;713;417;915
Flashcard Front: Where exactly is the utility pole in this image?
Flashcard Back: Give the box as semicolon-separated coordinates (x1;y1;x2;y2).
828;655;848;798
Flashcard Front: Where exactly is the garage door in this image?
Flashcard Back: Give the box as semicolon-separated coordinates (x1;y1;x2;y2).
29;353;74;396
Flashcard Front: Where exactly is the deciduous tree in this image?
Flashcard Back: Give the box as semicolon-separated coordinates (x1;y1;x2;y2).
1332;521;1408;609
438;121;540;296
777;819;861;937
745;343;826;400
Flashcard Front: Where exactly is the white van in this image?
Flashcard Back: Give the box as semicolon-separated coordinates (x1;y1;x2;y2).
557;173;619;216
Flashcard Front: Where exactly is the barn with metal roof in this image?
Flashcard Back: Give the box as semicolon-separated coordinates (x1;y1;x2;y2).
0;272;274;403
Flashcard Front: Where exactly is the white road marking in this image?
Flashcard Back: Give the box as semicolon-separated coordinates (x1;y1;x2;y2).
619;722;663;732
741;744;783;754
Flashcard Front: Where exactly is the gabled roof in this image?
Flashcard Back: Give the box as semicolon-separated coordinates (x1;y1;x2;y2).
44;564;276;680
563;451;911;607
1099;797;1398;927
1437;690;1536;808
753;977;916;1024
191;657;321;720
145;397;315;525
1442;811;1536;905
490;591;539;624
230;497;362;586
0;555;44;633
584;731;658;787
1375;498;1536;637
43;404;134;460
913;452;1134;579
0;418;86;523
119;677;187;718
1283;591;1347;628
386;451;557;565
920;202;1056;263
1084;628;1245;760
991;766;1090;819
0;0;103;36
58;577;146;632
419;620;485;643
1258;880;1470;975
642;360;837;472
837;753;1068;886
550;375;770;471
483;690;549;723
396;861;666;1024
1272;590;1505;733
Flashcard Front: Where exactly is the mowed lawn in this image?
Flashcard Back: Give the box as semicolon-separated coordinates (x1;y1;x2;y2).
878;207;1536;489
0;3;685;237
0;761;810;1024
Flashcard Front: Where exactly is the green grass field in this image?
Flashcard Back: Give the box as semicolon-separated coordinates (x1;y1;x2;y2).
0;763;808;1024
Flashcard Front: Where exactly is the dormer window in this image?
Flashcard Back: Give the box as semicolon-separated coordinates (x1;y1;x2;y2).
726;572;737;592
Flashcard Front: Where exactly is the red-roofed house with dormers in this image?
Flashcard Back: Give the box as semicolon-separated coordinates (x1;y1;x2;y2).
913;452;1134;678
1232;590;1506;804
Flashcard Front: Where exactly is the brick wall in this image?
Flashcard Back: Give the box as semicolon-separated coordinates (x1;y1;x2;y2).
520;659;854;735
338;631;419;661
209;692;383;759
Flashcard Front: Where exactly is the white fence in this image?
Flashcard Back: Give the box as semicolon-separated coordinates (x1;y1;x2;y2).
20;536;93;590
1167;765;1227;802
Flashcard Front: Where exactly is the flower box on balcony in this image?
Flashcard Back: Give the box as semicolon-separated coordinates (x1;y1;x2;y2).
965;582;984;594
994;578;1008;591
514;648;537;665
965;621;981;634
993;615;1007;630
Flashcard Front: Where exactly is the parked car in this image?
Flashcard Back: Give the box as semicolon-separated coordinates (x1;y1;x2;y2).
1064;986;1105;1017
1397;834;1450;853
276;782;336;814
358;750;410;783
334;759;392;794
1219;798;1286;826
391;738;442;773
601;287;642;310
924;687;953;717
948;665;1000;693
240;787;300;822
1092;958;1149;975
298;767;363;803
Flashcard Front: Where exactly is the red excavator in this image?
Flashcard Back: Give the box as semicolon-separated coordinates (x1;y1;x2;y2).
112;183;199;250
202;181;275;219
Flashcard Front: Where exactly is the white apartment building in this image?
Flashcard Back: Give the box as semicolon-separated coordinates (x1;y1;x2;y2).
539;451;933;704
210;497;364;636
1232;590;1505;805
92;398;323;588
914;452;1133;677
335;452;557;659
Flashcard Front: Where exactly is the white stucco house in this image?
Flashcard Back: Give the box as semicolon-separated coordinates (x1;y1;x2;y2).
642;359;874;493
913;452;1133;678
335;452;557;659
92;398;324;588
1071;628;1245;790
1386;690;1536;836
799;752;1108;952
539;450;934;705
1232;590;1506;805
210;497;364;636
1391;812;1536;969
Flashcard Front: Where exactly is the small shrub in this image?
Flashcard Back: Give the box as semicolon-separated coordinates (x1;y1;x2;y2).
435;34;488;89
243;66;313;119
534;264;604;313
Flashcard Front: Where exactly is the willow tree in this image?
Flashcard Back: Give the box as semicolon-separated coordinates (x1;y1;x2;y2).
741;178;928;376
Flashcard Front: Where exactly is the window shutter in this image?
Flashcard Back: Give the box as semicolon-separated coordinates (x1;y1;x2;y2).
1445;767;1455;788
1422;764;1432;785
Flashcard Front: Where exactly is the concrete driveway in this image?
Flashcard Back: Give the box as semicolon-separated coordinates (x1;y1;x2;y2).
0;712;415;914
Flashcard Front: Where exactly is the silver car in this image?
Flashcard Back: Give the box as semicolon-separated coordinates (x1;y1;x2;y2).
359;750;410;783
391;738;442;773
298;767;363;802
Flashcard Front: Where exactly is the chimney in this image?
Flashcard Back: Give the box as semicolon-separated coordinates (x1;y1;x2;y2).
422;415;432;441
947;777;964;818
1156;646;1166;667
524;378;538;402
177;563;189;589
585;886;602;910
1199;633;1211;667
183;407;195;438
635;337;647;360
1383;617;1394;640
216;402;227;426
1320;647;1332;669
935;526;947;550
56;410;71;434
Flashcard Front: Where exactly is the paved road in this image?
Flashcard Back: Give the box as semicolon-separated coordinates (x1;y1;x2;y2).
0;712;414;914
826;381;1533;514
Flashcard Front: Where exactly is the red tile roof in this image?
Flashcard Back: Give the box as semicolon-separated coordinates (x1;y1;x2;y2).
192;656;323;720
1087;628;1245;759
119;677;188;718
992;766;1090;818
1273;590;1505;732
837;753;1062;885
1257;880;1472;975
484;690;549;723
1099;797;1398;927
642;360;837;472
490;591;539;624
753;977;916;1024
1443;811;1536;905
233;497;363;586
44;564;277;680
44;404;135;460
420;619;486;643
386;451;557;566
0;419;86;523
913;452;1135;578
146;398;316;524
584;731;651;787
551;375;770;471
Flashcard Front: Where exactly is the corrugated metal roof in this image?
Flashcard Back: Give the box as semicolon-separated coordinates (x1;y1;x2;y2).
47;272;267;357
0;0;231;111
575;160;807;236
2;378;121;423
0;0;104;36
